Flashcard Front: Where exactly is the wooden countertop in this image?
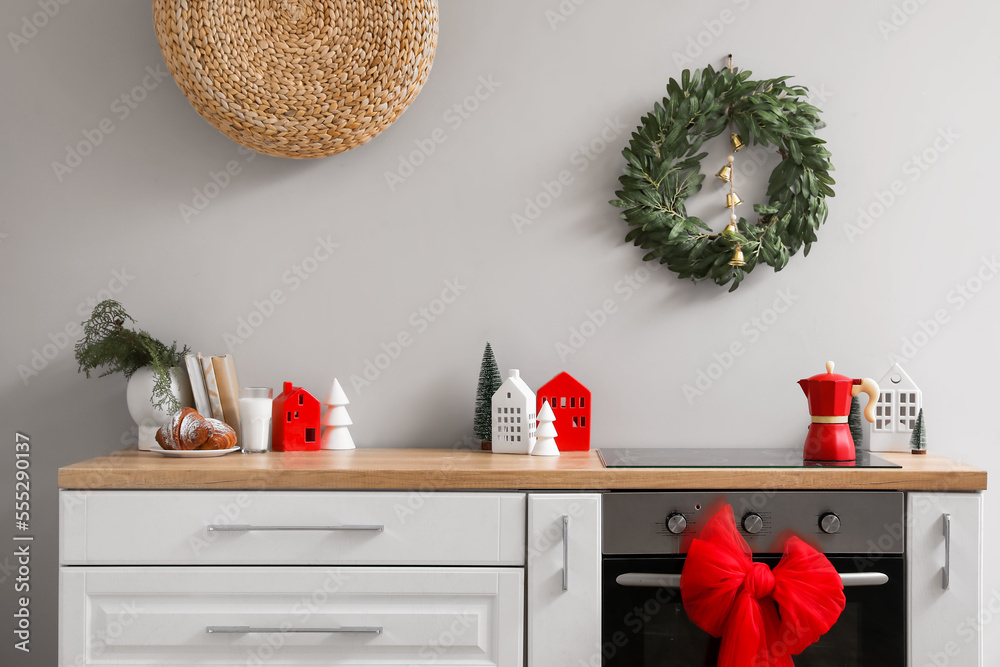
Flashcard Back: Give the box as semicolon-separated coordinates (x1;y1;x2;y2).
57;448;987;491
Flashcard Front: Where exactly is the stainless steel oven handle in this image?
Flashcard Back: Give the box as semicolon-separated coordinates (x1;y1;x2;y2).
615;571;889;589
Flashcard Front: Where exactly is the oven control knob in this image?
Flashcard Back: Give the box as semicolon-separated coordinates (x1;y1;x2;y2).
666;513;687;534
742;513;764;535
820;512;842;534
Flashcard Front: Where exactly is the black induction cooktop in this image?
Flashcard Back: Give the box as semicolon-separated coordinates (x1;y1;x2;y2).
597;447;902;468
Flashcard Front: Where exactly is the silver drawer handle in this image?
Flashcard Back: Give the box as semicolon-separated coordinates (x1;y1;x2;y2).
562;515;570;591
207;524;384;533
615;571;889;589
206;625;383;635
942;513;951;591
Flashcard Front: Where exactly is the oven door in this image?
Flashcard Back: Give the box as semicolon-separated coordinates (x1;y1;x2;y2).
602;555;905;667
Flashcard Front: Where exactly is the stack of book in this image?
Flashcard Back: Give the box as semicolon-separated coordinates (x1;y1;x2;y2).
184;353;243;447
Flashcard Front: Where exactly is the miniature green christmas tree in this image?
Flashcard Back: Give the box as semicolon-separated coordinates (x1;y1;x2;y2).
848;395;865;449
909;408;927;454
474;342;502;448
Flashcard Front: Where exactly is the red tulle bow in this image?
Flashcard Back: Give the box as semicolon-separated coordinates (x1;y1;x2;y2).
680;506;846;667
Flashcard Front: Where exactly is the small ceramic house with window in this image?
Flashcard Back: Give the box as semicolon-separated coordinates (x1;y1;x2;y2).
869;364;922;452
272;381;321;451
537;372;591;451
492;369;536;455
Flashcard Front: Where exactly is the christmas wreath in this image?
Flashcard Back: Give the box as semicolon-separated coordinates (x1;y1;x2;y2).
610;64;834;291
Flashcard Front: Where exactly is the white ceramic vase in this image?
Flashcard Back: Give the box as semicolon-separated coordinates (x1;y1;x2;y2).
126;367;193;451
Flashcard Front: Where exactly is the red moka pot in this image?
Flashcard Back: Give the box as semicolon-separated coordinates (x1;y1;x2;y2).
798;361;880;461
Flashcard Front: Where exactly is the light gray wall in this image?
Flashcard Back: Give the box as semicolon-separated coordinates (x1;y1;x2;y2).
1;0;997;663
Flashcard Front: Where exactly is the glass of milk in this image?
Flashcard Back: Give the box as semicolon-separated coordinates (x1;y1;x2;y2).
239;387;273;453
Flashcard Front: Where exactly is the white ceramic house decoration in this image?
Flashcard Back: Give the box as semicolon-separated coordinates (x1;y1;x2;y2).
491;369;536;454
869;363;922;452
532;399;559;456
320;378;355;450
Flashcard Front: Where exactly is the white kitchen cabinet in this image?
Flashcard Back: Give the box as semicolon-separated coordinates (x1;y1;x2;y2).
60;566;524;666
908;492;982;667
527;493;601;667
60;490;526;565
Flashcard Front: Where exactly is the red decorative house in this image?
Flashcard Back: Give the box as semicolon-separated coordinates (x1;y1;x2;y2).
272;381;321;451
537;372;591;451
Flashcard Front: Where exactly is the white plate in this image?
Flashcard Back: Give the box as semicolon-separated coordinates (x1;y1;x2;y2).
151;446;241;458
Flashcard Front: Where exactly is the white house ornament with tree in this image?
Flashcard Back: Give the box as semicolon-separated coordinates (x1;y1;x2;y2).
869;363;921;453
491;369;536;455
320;378;355;450
532;400;559;457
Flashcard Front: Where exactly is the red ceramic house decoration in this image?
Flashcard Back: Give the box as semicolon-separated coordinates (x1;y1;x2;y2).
272;381;321;452
537;372;591;451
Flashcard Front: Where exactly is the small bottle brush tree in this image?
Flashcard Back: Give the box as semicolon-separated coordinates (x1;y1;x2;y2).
474;342;502;449
909;408;927;454
74;300;189;413
848;395;865;449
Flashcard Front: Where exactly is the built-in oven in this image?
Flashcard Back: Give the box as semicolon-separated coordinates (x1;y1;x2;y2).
602;492;906;667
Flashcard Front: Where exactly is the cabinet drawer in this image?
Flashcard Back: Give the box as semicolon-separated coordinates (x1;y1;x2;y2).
60;566;524;666
61;491;525;565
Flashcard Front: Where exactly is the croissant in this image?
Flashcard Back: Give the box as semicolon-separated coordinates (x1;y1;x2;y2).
156;408;238;451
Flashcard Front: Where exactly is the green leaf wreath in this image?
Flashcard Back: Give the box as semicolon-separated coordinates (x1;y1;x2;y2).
610;65;834;291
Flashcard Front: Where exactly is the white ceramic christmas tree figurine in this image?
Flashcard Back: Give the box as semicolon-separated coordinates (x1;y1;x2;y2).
320;378;355;450
532;399;559;456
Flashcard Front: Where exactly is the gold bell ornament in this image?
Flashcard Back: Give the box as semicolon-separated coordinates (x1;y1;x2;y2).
724;214;738;235
715;164;732;182
726;192;743;208
729;244;746;267
730;133;745;152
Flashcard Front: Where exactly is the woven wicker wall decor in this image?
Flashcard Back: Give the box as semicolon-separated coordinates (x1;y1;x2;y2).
153;0;439;159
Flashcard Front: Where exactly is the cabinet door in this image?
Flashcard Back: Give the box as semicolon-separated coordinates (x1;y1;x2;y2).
908;492;982;666
527;494;601;667
60;566;523;666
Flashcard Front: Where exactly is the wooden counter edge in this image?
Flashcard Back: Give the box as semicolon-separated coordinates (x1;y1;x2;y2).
57;449;987;491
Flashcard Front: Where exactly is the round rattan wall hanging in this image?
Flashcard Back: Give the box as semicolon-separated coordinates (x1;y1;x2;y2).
153;0;439;159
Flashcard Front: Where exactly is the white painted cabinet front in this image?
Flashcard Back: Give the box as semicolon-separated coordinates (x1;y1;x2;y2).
527;493;602;667
60;566;523;666
60;490;526;565
907;492;983;667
